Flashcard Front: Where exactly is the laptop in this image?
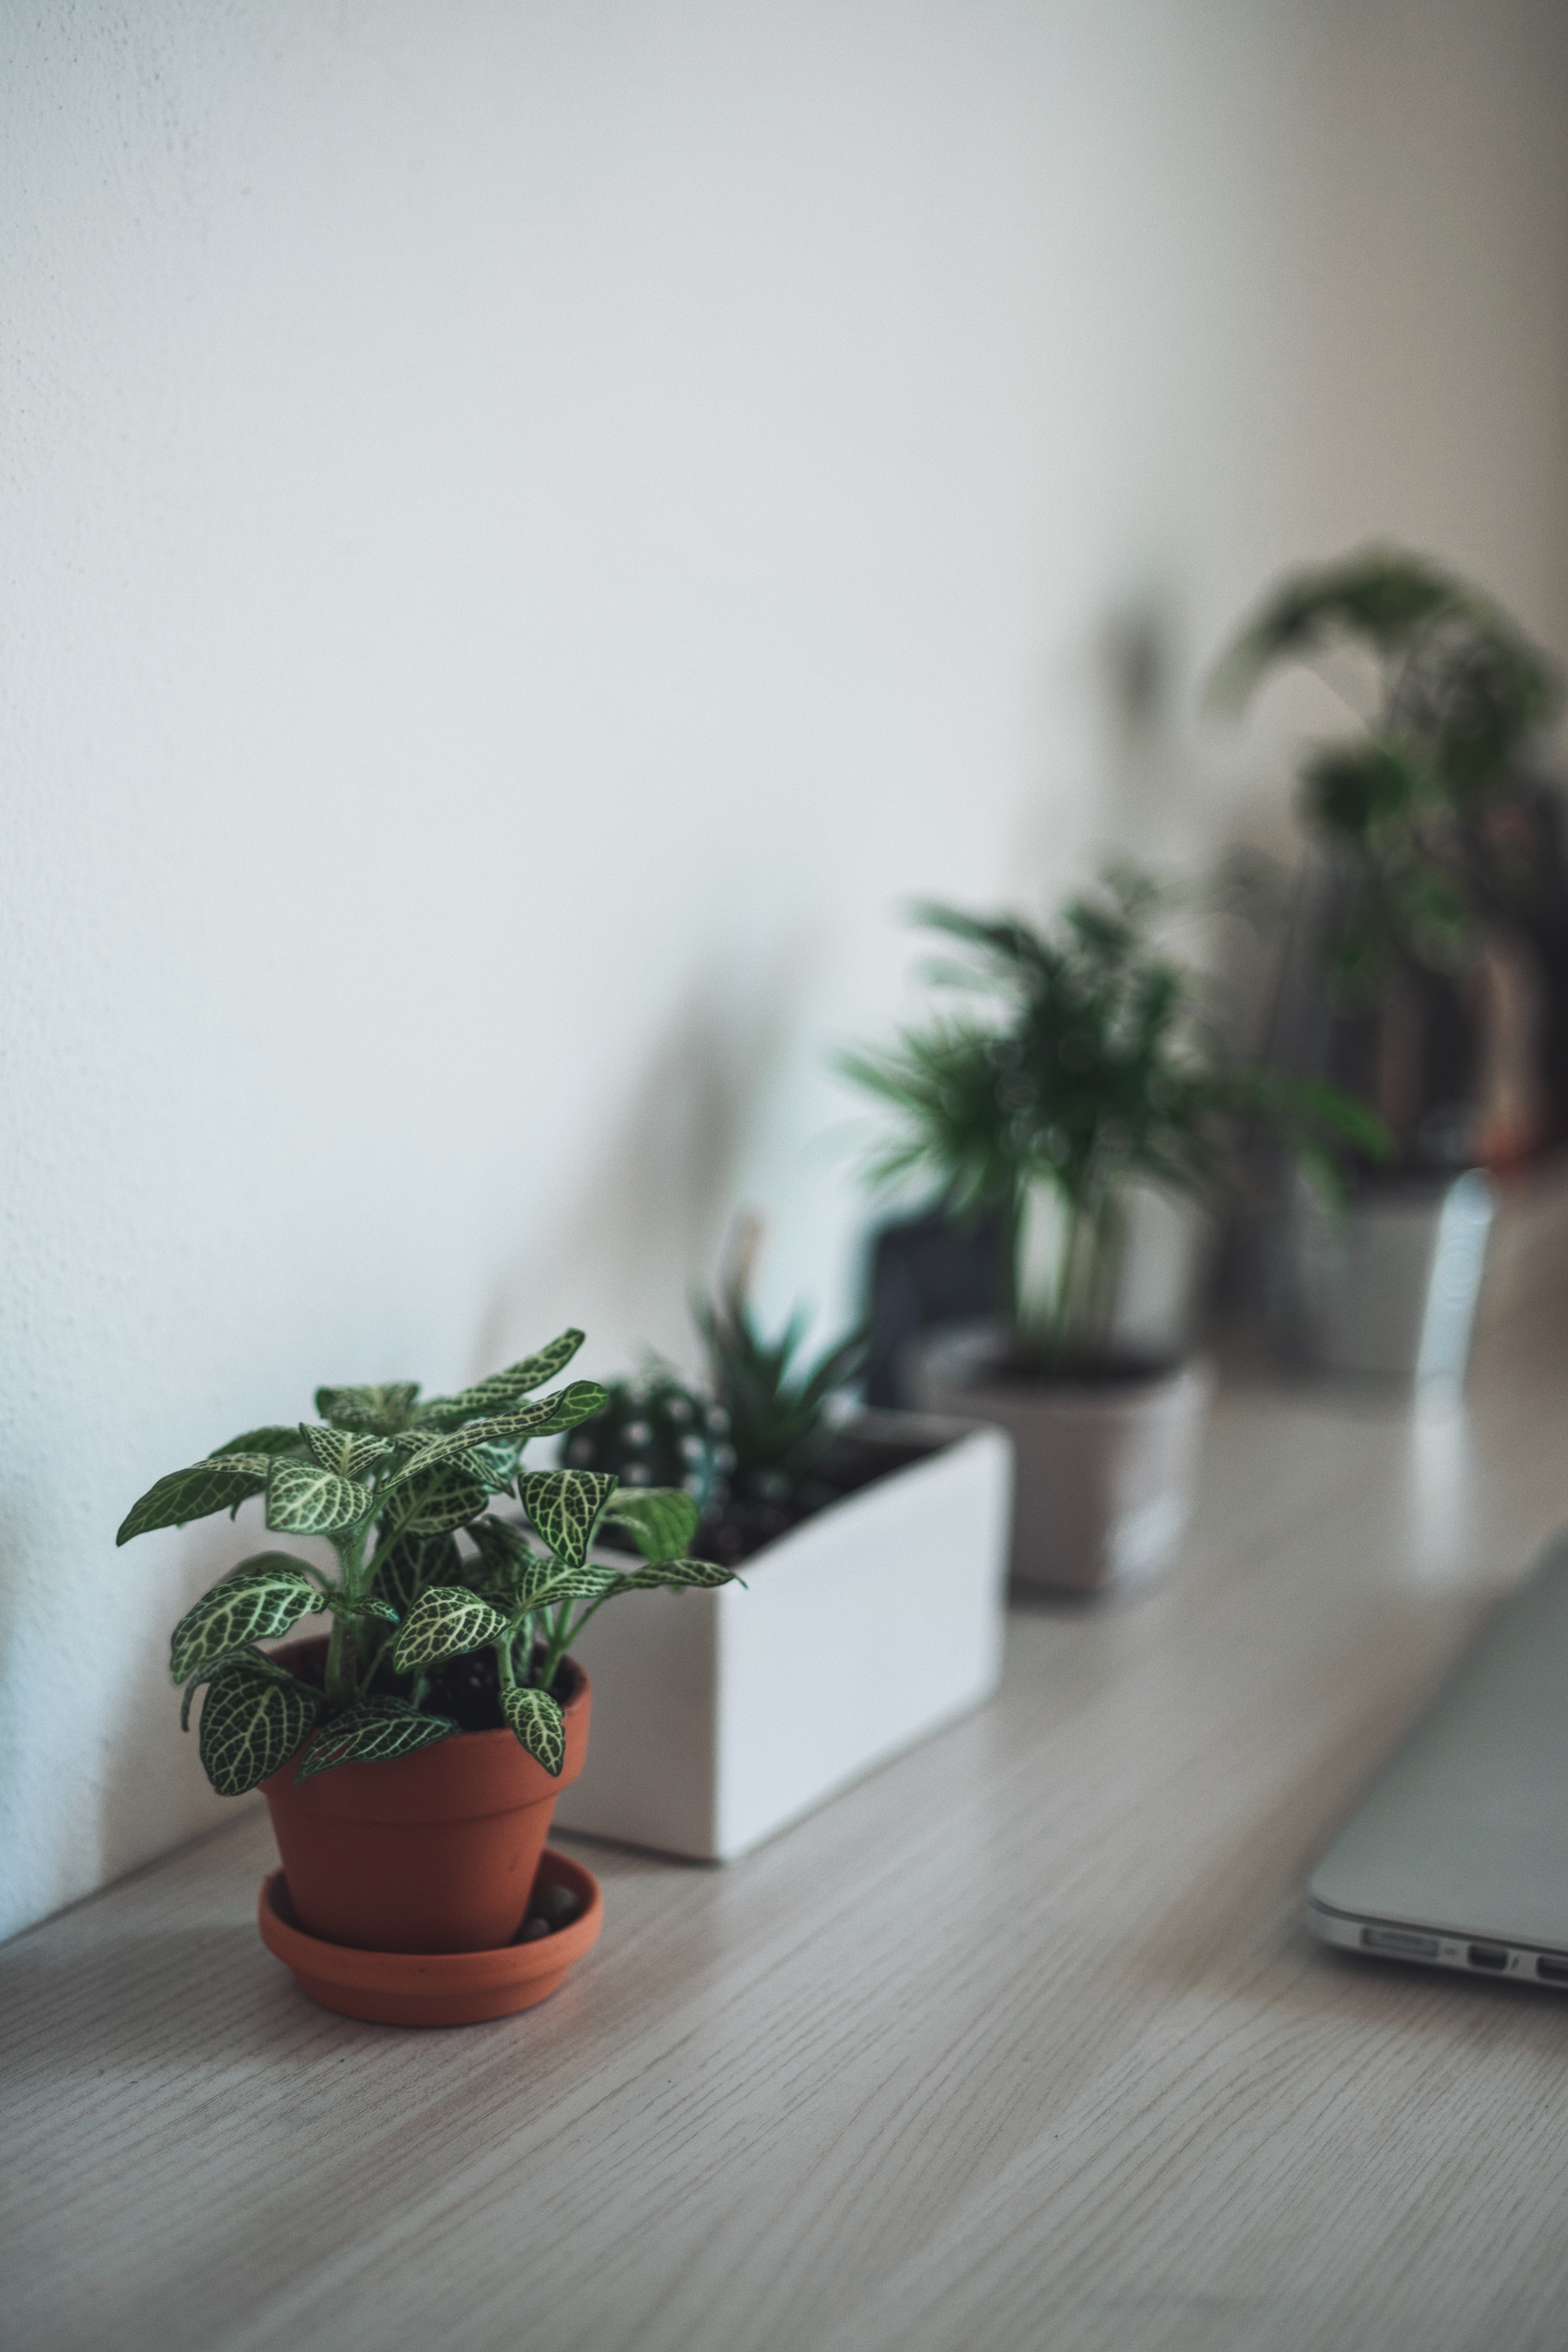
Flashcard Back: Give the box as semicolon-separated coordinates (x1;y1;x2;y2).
1307;1534;1568;1990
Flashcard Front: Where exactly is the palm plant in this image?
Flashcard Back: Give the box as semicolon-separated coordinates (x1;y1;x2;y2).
840;870;1381;1366
1210;547;1560;1006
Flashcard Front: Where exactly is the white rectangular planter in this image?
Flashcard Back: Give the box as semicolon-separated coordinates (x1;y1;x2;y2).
553;1408;1014;1861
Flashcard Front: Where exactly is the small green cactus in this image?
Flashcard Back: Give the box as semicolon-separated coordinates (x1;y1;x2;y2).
563;1367;734;1512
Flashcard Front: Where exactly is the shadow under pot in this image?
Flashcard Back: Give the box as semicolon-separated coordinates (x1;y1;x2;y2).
259;1638;592;1954
905;1324;1214;1596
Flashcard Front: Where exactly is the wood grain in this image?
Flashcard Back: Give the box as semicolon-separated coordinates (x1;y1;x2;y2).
7;1289;1568;2352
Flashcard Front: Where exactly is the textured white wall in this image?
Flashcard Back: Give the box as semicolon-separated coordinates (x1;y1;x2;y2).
3;0;1566;1939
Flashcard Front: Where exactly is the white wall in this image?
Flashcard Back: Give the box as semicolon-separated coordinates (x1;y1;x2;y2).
3;0;1566;1939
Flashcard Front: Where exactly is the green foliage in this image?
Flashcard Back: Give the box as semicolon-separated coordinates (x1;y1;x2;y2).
120;1328;743;1796
393;1585;508;1673
116;1455;273;1544
168;1555;321;1683
599;1487;700;1564
265;1458;376;1537
841;871;1384;1359
501;1684;566;1777
1212;546;1561;1004
197;1660;319;1797
519;1470;617;1570
294;1698;459;1781
693;1275;867;1508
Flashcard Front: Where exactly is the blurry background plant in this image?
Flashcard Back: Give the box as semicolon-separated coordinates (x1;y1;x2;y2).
1212;547;1564;1169
840;869;1383;1369
693;1217;869;1515
569;1222;871;1565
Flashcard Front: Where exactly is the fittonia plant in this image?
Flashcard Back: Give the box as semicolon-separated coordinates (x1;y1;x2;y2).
117;1328;737;1797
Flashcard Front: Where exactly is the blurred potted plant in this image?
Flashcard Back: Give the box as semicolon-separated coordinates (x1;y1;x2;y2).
839;869;1377;1593
118;1328;737;2022
552;1241;1013;1860
1212;546;1562;1382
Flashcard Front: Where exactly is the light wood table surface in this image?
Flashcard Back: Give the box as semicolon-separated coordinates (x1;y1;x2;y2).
8;1285;1568;2352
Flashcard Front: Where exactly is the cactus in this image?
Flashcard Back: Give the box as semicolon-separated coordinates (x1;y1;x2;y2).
562;1367;733;1513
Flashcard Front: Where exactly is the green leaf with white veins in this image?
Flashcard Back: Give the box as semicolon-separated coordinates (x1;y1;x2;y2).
208;1426;305;1461
265;1457;375;1537
379;1463;490;1539
371;1531;458;1618
169;1555;322;1683
298;1424;396;1479
314;1381;421;1434
417;1331;587;1427
502;1683;566;1776
385;1387;610;1490
616;1558;740;1592
197;1661;317;1795
393;1585;508;1673
518;1559;619;1611
601;1487;699;1563
294;1699;460;1782
117;1454;274;1546
519;1470;617;1570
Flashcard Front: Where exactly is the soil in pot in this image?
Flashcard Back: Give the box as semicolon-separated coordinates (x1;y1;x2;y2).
259;1638;592;1956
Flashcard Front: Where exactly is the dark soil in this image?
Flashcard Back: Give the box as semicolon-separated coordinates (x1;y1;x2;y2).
273;1633;577;1735
603;1430;943;1570
970;1345;1180;1391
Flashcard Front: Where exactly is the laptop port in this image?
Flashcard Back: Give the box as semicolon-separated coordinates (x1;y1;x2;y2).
1536;1955;1568;1983
1362;1927;1439;1958
1467;1943;1509;1971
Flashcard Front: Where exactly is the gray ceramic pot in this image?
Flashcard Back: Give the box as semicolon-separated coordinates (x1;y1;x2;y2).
1270;1168;1495;1388
906;1324;1214;1595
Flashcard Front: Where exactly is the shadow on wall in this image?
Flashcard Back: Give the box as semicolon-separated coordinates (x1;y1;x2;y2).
479;943;815;1372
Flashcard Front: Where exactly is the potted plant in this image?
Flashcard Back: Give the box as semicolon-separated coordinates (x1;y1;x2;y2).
548;1251;1013;1861
1211;546;1562;1383
839;869;1377;1593
117;1327;737;2022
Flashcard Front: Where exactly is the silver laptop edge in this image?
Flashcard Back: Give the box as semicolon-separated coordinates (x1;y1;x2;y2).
1307;1532;1568;1992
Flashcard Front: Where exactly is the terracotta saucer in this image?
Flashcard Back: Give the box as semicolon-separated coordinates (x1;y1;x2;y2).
257;1848;603;2026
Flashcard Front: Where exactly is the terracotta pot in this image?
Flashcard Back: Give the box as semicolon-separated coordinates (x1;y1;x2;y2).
907;1323;1214;1595
257;1849;604;2025
260;1639;592;1954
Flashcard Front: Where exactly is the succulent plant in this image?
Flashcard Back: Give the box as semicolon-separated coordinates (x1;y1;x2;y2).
693;1276;868;1511
563;1367;734;1513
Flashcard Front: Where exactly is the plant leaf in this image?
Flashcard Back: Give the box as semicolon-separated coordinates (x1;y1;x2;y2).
196;1661;317;1796
501;1683;565;1776
464;1516;547;1604
379;1463;490;1539
370;1531;458;1617
178;1643;297;1730
599;1486;699;1563
518;1559;620;1611
207;1426;305;1461
384;1386;610;1492
416;1331;587;1426
392;1584;508;1673
518;1469;617;1570
314;1381;422;1434
298;1425;397;1479
265;1457;375;1537
117;1454;274;1546
168;1555;323;1683
293;1698;460;1782
616;1558;741;1592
